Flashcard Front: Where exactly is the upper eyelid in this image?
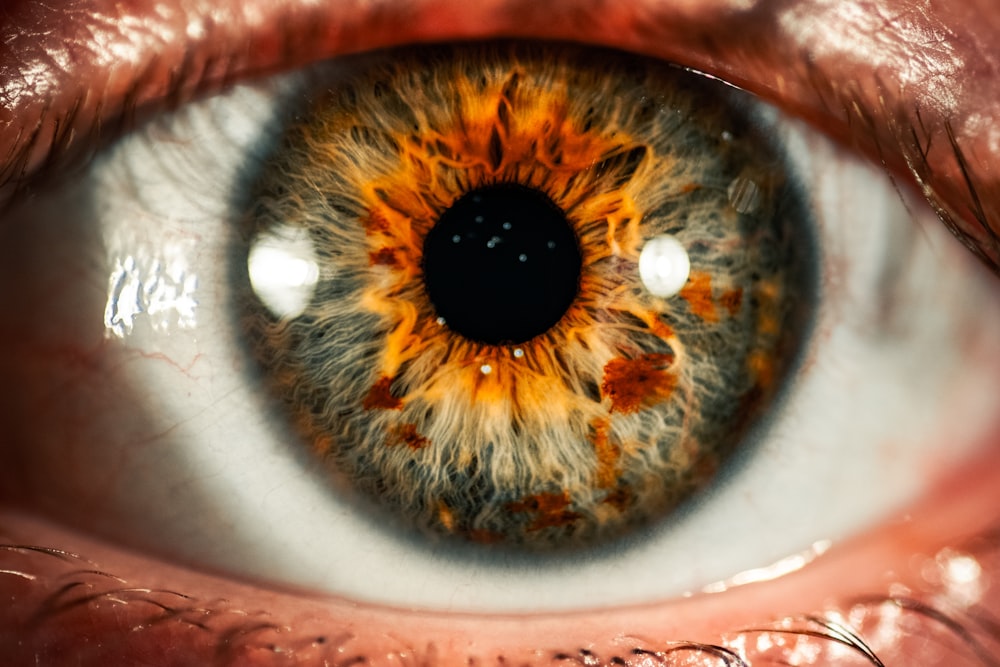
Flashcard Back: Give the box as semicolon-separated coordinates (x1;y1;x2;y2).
1;0;997;271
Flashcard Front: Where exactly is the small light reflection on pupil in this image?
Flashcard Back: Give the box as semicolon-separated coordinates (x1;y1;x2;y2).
422;183;582;345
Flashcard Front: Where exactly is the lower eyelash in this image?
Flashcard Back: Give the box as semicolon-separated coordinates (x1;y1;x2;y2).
3;517;999;665
238;42;815;549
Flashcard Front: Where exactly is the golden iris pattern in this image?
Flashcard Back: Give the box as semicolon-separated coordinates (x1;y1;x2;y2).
241;43;812;548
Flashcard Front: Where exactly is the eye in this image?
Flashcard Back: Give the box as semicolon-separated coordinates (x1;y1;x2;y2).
3;27;1000;618
3;2;1000;665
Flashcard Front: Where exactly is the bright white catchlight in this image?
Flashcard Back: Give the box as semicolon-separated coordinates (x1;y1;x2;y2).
248;226;320;319
638;234;691;297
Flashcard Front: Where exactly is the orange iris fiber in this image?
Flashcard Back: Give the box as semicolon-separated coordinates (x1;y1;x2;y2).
242;43;811;547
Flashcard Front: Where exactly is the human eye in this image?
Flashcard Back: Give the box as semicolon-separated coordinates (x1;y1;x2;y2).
2;0;1000;666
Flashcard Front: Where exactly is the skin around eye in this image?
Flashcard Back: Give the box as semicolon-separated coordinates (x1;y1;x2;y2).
1;1;1000;666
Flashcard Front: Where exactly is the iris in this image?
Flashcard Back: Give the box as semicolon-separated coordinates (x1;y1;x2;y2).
241;42;813;548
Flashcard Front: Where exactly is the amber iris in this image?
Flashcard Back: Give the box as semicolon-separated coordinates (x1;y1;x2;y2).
241;43;812;549
422;183;581;345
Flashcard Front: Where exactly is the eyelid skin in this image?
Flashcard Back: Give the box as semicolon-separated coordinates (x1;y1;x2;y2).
1;0;998;267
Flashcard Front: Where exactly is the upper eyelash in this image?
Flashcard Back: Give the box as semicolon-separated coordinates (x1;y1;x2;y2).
793;54;1000;275
0;0;417;208
0;50;221;211
3;0;998;279
859;75;1000;273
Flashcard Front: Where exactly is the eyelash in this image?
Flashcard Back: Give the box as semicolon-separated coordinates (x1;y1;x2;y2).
4;1;996;280
6;529;1000;664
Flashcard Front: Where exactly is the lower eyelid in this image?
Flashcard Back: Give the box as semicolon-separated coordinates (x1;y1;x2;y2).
3;441;1000;666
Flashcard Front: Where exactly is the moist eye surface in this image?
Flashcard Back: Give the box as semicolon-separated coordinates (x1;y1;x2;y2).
240;42;814;550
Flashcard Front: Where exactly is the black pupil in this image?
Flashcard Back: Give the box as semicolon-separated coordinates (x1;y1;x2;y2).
422;184;582;345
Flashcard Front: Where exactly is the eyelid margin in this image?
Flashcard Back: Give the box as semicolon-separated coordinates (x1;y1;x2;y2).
3;440;1000;666
1;0;998;270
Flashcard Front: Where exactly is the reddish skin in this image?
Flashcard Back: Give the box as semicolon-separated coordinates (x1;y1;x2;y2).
1;1;1000;666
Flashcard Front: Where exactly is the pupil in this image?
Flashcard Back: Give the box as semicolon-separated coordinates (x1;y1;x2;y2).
422;184;582;345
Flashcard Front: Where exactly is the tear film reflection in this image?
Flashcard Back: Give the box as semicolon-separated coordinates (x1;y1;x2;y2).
241;43;814;548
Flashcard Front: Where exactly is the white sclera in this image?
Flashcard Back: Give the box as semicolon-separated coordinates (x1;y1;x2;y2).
247;226;320;320
15;76;1000;615
638;234;691;297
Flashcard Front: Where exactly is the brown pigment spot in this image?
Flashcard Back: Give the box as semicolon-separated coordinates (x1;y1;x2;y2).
590;418;620;489
362;376;402;410
506;491;581;531
733;384;766;427
311;434;334;457
691;454;720;484
394;423;430;450
368;247;400;267
601;485;633;513
720;287;744;317
748;350;775;388
363;208;391;235
467;529;505;544
601;353;676;414
679;271;718;323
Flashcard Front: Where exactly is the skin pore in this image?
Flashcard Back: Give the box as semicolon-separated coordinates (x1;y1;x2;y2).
1;0;1000;665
